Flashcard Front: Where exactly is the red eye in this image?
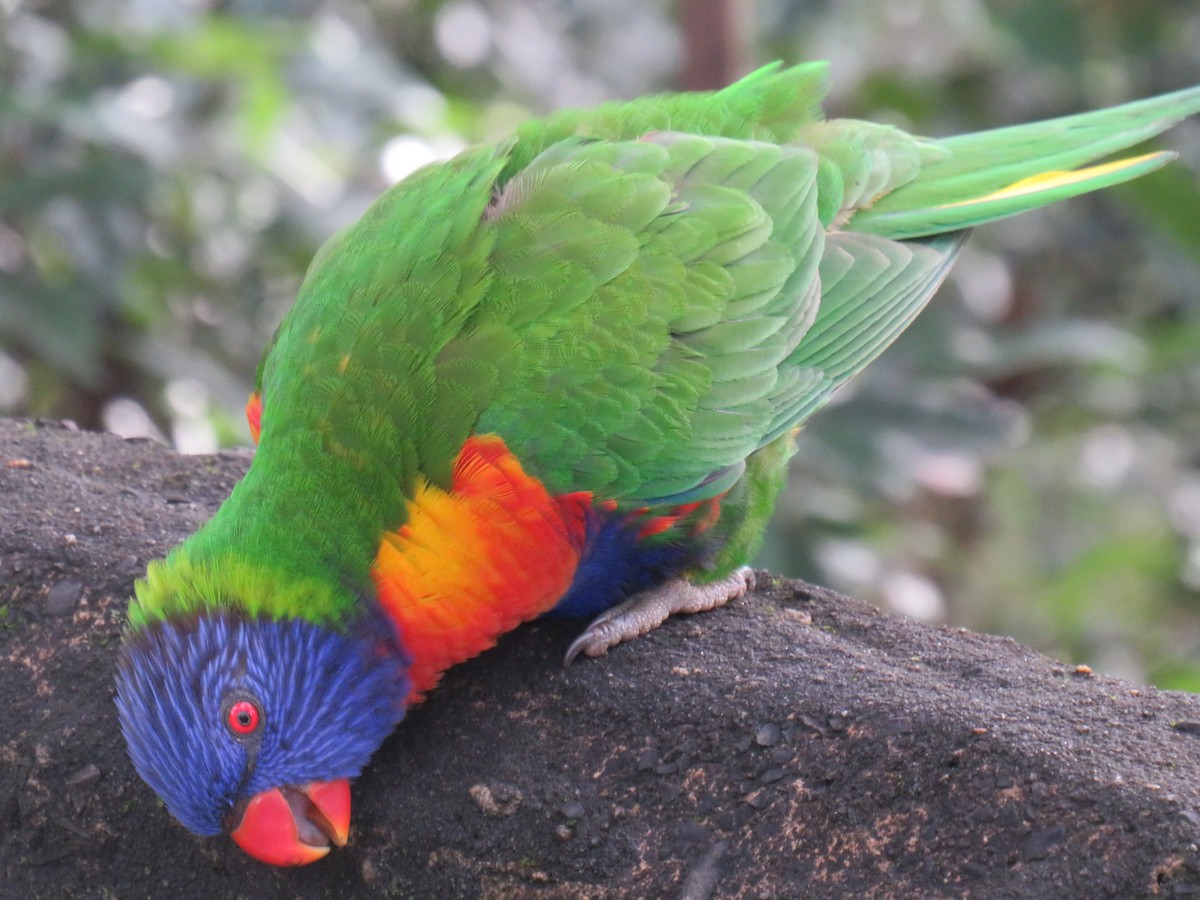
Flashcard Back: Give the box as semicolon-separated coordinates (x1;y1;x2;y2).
227;700;261;736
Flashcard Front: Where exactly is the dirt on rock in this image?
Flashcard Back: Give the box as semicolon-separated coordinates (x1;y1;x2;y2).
3;417;1200;899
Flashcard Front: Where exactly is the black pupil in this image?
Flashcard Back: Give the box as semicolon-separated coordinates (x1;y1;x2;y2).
237;710;252;727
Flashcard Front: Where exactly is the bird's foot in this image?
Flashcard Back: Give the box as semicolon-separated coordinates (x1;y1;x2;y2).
563;566;756;666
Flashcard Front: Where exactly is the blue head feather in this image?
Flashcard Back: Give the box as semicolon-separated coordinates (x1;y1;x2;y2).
115;609;409;836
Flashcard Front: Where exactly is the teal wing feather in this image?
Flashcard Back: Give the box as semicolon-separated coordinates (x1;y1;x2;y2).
759;230;965;445
474;133;825;504
473;125;965;508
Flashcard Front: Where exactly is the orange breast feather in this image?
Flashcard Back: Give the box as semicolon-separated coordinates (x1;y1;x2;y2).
371;435;590;702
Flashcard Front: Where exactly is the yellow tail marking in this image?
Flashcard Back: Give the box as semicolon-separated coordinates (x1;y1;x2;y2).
937;152;1168;209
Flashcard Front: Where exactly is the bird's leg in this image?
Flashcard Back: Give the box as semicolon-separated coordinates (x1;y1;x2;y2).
563;566;756;666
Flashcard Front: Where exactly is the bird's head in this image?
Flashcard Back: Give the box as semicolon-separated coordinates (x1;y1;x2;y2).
115;609;409;865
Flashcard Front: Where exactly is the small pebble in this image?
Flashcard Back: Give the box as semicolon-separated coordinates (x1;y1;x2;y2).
561;801;586;820
468;782;522;817
45;580;83;616
1178;809;1200;828
755;723;782;747
636;749;658;771
360;858;378;885
66;763;101;788
743;789;770;810
1022;825;1065;861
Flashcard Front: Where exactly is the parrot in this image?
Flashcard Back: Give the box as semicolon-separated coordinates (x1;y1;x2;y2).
115;61;1200;866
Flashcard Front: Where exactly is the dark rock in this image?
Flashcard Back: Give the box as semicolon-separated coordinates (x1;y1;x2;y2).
1022;824;1067;861
754;723;781;747
679;840;728;900
44;579;82;616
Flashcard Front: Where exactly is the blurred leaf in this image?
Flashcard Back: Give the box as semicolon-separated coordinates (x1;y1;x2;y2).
1037;531;1177;636
1151;661;1200;693
1116;165;1200;261
142;17;298;151
993;1;1084;71
142;17;297;77
0;274;102;382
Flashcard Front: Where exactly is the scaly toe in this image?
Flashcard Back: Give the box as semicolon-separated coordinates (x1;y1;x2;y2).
562;567;757;667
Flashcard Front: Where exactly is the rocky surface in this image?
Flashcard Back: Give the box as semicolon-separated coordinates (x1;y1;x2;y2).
3;417;1200;898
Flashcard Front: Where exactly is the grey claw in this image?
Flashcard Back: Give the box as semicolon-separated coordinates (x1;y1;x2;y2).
562;636;587;668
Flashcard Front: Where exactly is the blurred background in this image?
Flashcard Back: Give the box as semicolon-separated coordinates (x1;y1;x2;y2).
3;0;1200;688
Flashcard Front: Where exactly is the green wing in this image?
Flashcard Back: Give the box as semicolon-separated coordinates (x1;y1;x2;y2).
473;131;961;505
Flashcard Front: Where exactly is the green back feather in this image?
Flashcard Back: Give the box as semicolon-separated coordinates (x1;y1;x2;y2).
499;62;830;183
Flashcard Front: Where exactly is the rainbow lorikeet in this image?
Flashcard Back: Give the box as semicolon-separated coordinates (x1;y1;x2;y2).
115;62;1200;866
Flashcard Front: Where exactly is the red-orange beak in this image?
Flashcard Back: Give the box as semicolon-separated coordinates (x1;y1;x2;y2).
227;779;351;866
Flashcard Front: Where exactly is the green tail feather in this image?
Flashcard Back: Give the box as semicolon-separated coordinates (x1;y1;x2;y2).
852;85;1200;239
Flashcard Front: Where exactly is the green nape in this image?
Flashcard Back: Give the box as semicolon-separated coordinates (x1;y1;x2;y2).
126;429;408;630
128;550;352;630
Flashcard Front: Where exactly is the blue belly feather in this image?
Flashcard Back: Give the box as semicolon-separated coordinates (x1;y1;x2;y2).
544;512;703;619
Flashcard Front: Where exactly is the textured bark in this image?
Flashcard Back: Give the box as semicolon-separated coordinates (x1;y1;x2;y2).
680;0;748;91
3;417;1200;898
